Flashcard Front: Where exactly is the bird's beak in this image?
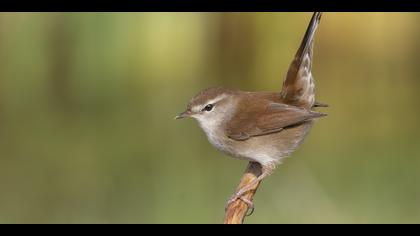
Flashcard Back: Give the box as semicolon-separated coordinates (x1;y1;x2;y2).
174;110;192;120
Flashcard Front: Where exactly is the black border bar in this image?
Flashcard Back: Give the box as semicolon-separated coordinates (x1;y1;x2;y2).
3;0;420;11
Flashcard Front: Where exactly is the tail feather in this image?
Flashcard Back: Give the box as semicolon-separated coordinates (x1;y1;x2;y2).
295;12;322;63
281;12;323;109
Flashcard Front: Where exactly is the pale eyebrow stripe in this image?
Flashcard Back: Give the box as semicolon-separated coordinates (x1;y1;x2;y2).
191;94;228;113
205;94;227;106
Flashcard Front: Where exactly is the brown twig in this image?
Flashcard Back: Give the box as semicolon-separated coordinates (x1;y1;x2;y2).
223;162;263;224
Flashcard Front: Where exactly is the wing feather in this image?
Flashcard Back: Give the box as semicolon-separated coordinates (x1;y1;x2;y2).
226;99;326;141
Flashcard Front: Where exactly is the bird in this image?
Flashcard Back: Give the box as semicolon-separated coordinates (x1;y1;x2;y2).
175;12;326;211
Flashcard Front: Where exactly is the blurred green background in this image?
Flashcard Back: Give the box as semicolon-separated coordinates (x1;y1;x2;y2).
0;12;420;224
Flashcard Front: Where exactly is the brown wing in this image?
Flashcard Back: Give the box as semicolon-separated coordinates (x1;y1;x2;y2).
280;12;322;109
226;98;326;141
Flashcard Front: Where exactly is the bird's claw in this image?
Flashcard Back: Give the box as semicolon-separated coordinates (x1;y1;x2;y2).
225;194;255;216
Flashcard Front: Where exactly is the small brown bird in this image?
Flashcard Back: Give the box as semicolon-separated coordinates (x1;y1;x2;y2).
176;12;326;210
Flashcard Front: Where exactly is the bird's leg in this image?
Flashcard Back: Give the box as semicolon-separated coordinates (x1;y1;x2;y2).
225;162;277;211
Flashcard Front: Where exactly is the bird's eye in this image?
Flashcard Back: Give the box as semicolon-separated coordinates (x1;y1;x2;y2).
202;104;214;112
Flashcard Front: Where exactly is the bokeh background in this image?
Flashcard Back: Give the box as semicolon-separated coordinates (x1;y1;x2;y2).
0;12;419;224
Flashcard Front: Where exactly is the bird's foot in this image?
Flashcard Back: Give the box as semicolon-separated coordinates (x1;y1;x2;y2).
224;194;255;216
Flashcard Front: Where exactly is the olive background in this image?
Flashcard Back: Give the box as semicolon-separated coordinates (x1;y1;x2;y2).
0;13;419;223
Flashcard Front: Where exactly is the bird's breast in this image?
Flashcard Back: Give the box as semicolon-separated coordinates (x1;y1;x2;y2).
200;123;233;154
198;122;266;162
